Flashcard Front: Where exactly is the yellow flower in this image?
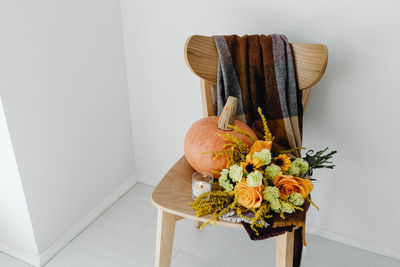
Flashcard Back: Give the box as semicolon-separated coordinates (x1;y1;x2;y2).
273;154;292;172
240;154;263;174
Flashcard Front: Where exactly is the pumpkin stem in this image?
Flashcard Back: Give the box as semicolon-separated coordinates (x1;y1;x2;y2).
218;96;238;131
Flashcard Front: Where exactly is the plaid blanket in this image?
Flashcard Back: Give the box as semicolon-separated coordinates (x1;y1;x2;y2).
213;34;305;267
213;34;303;157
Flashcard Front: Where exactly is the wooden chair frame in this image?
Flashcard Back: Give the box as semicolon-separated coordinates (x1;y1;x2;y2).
151;35;328;267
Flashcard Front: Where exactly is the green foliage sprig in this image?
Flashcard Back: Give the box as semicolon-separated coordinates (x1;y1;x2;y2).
304;147;337;176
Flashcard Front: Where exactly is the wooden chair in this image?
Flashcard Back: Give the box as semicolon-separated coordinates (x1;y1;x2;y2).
151;35;328;267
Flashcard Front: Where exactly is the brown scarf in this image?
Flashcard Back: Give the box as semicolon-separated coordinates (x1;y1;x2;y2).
214;34;303;156
214;34;306;266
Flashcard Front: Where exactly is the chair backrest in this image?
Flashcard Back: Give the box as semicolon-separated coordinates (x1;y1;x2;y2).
184;35;328;117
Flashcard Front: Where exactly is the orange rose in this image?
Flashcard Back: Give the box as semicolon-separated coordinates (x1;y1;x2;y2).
273;174;313;200
234;180;264;209
249;140;272;155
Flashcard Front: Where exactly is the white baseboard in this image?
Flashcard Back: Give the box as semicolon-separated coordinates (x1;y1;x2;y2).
0;175;138;267
38;175;138;266
307;224;400;261
0;241;40;266
138;176;158;187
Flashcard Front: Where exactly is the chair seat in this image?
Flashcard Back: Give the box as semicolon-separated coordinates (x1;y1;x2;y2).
151;156;243;228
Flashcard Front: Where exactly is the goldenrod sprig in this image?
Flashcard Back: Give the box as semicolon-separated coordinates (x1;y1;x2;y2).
306;196;319;211
218;133;250;154
257;107;275;141
278;147;306;155
228;125;256;143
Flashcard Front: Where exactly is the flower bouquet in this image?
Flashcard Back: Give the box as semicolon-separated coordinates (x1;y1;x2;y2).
190;108;336;235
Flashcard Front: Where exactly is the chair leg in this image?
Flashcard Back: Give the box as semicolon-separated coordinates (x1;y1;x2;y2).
194;220;203;228
155;209;176;267
275;231;294;267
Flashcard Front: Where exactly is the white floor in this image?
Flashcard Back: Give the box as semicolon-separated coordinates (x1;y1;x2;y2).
1;183;399;267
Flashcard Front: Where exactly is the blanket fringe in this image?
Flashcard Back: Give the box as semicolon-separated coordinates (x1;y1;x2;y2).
273;220;307;246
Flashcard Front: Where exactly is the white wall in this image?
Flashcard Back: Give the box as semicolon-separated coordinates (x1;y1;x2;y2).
121;0;400;259
0;0;135;264
0;98;38;261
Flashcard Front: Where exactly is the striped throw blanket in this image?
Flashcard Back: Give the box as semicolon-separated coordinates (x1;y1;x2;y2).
213;34;303;156
213;34;305;267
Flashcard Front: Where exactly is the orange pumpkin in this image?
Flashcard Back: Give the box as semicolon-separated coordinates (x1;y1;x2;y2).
184;97;257;177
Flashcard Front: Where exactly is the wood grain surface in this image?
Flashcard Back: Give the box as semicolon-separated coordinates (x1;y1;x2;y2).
151;156;243;229
184;35;328;90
